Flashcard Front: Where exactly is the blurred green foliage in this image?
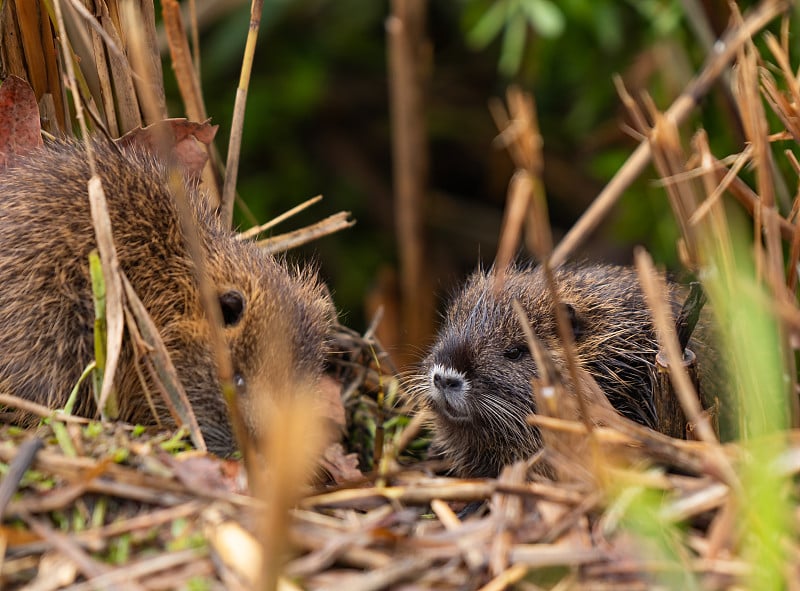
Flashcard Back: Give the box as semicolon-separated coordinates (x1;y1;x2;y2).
162;0;796;333
465;0;566;75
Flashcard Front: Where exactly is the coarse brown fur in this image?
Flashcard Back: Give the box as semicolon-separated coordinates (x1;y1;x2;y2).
416;264;701;478
0;139;334;455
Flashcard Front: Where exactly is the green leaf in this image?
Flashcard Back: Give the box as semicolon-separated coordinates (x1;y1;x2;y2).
499;10;527;76
521;0;565;38
593;2;623;52
467;0;510;49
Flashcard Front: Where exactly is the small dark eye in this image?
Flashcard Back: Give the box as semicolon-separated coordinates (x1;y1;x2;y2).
219;290;245;327
233;373;246;394
503;345;528;361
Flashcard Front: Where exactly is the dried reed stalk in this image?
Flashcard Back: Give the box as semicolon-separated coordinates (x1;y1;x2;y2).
491;87;598;452
221;0;264;228
387;0;434;357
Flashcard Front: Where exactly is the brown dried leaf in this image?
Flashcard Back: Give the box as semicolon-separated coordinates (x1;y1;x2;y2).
161;450;242;495
218;457;249;494
115;118;218;178
0;75;42;169
320;443;363;484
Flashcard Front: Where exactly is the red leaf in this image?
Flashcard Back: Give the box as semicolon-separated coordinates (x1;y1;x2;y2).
0;76;42;169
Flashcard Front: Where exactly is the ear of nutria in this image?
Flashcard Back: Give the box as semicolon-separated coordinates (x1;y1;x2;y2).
0;138;334;455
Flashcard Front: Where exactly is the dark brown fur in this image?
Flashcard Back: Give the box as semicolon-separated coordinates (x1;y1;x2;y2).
0;139;334;455
418;264;694;477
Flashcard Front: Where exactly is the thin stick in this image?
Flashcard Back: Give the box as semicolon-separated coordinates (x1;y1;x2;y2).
221;0;264;228
491;88;593;438
121;4;164;129
65;0;130;70
702;157;795;241
0;438;43;518
189;0;201;76
689;145;753;225
551;0;789;266
238;194;323;240
494;171;532;280
0;394;89;423
121;1;168;125
122;274;206;451
21;512;137;590
258;211;355;254
62;549;203;591
166;171;247;459
634;248;716;445
52;0;92;168
785;150;800;290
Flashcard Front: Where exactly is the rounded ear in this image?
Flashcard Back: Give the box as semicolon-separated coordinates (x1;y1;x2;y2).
561;302;585;340
219;290;246;327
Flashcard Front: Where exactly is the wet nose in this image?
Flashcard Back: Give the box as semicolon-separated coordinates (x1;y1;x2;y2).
433;372;464;390
433;370;464;395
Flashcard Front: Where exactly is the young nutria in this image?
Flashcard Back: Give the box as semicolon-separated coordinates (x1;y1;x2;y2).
417;264;702;478
0;139;334;455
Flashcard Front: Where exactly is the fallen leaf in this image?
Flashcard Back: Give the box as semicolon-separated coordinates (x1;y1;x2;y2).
319;443;363;484
159;449;243;494
116;118;218;178
0;76;42;170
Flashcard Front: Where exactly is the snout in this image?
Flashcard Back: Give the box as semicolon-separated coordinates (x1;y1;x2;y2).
428;364;472;422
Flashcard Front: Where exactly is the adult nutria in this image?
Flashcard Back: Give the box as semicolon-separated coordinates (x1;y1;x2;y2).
417;264;704;478
0;138;334;455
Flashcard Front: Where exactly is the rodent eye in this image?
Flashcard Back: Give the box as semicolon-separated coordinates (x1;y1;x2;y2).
503;345;528;361
219;290;246;327
233;373;246;394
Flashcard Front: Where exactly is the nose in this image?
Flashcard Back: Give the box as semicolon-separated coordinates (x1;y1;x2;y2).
428;365;470;415
431;366;469;405
433;371;464;393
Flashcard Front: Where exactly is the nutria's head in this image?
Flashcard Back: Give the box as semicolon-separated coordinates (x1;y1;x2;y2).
206;248;334;453
155;247;335;455
0;138;335;456
418;265;663;477
123;195;336;456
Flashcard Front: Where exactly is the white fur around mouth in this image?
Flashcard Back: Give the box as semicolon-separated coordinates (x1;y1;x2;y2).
428;364;470;420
